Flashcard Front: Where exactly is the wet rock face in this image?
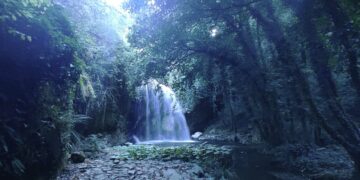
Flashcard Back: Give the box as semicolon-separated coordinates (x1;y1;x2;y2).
185;98;216;132
70;152;86;163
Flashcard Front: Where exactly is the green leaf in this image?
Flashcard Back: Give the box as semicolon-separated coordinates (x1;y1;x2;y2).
11;158;25;175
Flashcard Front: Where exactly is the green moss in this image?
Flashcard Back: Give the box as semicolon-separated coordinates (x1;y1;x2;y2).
340;0;360;28
79;73;96;100
73;54;86;70
112;144;232;168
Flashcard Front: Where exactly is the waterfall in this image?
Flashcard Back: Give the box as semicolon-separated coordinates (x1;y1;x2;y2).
134;79;192;143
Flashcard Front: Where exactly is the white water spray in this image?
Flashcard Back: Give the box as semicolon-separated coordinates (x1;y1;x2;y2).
134;79;192;144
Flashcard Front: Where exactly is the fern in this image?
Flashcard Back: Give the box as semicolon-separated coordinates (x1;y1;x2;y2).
11;158;25;175
56;112;90;152
0;136;8;153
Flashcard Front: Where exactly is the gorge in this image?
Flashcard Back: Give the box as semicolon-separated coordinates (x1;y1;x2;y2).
0;0;360;179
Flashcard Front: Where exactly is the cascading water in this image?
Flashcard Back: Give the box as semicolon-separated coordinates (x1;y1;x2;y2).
133;79;192;144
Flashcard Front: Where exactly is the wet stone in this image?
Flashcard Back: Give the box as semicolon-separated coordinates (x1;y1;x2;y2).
70;152;86;163
113;159;120;164
128;169;136;175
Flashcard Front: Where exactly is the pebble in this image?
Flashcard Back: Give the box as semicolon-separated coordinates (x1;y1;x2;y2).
113;160;120;164
128;170;136;175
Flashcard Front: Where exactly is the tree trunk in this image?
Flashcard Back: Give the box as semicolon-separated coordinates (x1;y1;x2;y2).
322;0;360;96
222;14;284;145
284;0;360;170
248;4;314;145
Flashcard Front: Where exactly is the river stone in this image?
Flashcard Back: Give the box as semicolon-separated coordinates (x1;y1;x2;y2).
113;159;120;164
189;164;204;178
192;132;203;139
94;174;107;180
124;142;133;146
163;169;182;180
128;170;136;175
70;151;86;163
110;156;118;160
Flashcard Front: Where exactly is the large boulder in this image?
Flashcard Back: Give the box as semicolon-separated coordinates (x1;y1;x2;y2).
163;169;182;180
191;132;203;139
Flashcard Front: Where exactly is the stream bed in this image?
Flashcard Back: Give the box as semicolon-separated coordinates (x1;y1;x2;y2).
57;139;360;180
57;140;284;180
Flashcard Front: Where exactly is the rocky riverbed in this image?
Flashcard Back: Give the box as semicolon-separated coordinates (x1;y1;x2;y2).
57;142;234;180
56;134;359;180
57;157;207;180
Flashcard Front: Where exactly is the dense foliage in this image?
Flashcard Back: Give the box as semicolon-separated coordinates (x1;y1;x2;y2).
125;0;360;169
0;0;130;178
0;0;360;179
0;0;81;178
